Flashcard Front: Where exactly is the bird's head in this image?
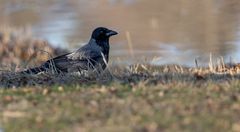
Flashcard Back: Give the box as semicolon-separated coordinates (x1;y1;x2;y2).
91;27;118;41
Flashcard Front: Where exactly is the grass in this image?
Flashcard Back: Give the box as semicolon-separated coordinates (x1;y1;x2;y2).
1;64;240;132
1;80;240;132
1;26;240;131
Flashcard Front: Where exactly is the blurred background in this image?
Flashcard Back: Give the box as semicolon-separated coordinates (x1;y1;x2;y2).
0;0;240;66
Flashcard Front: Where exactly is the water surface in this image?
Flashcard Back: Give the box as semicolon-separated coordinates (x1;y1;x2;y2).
0;0;240;65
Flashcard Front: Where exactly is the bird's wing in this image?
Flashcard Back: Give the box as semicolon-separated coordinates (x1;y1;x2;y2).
42;48;103;72
41;53;71;72
66;49;104;69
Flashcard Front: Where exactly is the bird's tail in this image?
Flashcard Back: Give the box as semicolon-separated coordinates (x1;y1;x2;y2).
20;66;46;74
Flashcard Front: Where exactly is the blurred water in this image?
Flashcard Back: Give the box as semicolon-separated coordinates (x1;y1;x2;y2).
0;0;240;65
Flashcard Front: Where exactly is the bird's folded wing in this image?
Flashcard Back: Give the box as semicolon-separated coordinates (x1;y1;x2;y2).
43;50;103;72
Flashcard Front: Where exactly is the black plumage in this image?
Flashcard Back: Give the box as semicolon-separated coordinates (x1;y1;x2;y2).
21;27;118;74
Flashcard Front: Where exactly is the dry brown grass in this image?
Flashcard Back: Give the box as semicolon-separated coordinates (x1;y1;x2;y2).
0;26;68;71
1;62;240;88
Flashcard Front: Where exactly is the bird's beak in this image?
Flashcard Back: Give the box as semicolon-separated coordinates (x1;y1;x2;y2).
106;30;118;37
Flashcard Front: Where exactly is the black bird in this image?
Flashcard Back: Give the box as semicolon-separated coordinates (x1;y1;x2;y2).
21;27;118;74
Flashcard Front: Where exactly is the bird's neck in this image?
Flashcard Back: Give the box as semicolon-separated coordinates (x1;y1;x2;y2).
97;39;110;62
89;38;110;61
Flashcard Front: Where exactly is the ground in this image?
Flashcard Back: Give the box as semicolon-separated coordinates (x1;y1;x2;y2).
1;64;240;132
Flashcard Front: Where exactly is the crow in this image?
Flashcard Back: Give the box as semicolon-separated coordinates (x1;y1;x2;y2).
21;27;118;74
